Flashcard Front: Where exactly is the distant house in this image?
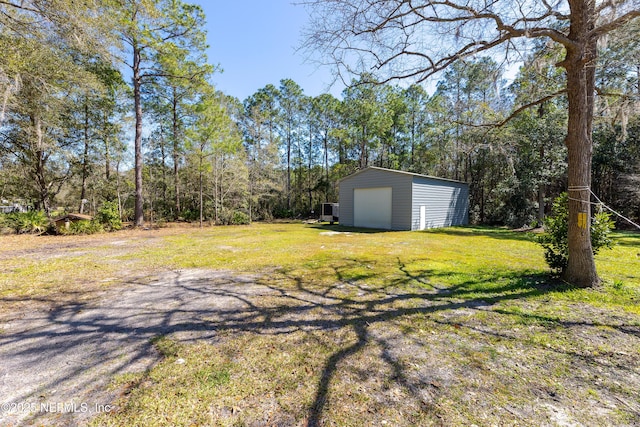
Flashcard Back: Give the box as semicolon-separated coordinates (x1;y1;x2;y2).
0;204;28;214
54;213;93;232
338;167;469;231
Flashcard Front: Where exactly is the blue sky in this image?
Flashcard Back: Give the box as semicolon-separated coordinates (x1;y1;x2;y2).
196;1;341;101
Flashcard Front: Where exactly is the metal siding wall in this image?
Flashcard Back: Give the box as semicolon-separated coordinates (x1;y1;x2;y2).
411;177;469;230
339;169;412;230
338;179;355;226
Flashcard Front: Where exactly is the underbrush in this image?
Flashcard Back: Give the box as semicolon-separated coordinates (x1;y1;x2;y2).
0;211;49;234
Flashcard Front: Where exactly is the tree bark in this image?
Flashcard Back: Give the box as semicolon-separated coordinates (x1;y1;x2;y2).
30;113;51;217
538;186;545;223
35;149;51;217
104;110;111;182
308;121;313;212
538;104;546;223
287;129;291;210
172;86;181;219
133;41;144;227
562;0;599;287
160;131;167;202
323;131;329;186
359;125;367;168
116;159;122;220
79;101;89;214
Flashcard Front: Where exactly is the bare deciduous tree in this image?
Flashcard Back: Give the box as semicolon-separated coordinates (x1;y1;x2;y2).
302;0;640;287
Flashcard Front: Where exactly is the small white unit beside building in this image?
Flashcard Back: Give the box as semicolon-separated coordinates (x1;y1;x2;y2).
320;203;339;224
338;167;469;231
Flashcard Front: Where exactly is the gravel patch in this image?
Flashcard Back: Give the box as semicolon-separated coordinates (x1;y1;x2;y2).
0;269;272;426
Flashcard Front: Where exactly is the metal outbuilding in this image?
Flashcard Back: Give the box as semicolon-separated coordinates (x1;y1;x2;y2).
338;167;469;230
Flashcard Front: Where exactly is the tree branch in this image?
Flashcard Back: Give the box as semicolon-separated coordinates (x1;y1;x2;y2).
422;0;574;47
372;32;518;85
595;0;630;15
593;10;640;37
496;89;567;127
453;89;567;129
596;86;640;100
0;0;39;13
541;0;570;20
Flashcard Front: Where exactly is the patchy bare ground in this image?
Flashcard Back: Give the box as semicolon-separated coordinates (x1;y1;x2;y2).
1;268;638;426
0;269;272;426
0;228;184;318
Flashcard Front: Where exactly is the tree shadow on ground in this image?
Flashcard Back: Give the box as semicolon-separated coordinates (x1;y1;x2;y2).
255;263;638;426
307;222;396;234
1;263;638;426
421;226;538;243
611;230;640;247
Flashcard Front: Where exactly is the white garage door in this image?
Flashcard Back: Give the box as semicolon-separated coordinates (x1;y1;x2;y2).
354;187;392;229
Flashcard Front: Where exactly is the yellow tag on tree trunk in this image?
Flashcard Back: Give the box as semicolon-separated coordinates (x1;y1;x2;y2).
577;212;588;229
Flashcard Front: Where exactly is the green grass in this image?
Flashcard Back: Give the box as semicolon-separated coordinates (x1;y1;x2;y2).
0;254;115;302
91;224;640;426
2;223;638;425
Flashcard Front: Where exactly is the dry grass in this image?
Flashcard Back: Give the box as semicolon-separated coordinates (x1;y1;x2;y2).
0;227;191;315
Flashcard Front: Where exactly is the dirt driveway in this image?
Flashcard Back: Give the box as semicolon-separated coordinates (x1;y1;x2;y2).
0;269;271;426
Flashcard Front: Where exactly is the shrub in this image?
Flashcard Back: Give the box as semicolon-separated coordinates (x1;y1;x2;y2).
0;213;8;228
273;206;294;219
94;201;122;231
180;209;199;222
536;192;615;273
590;206;615;254
230;210;250;225
65;220;103;235
216;208;250;225
7;211;49;234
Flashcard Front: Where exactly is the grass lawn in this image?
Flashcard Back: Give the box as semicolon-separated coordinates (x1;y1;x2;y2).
1;223;639;426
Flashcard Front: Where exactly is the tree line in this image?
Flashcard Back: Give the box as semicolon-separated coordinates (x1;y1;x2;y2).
0;1;638;234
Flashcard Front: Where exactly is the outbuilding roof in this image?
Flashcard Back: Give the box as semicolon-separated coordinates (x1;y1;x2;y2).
54;213;94;223
338;166;468;185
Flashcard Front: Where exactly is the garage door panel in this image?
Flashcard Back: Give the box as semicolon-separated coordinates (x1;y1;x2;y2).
354;187;392;229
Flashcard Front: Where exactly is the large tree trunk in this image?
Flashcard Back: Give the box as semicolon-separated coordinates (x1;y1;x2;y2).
323;131;329;186
562;0;599;287
538;104;546;223
133;42;144;227
104;110;111;182
287;130;292;210
35;151;51;217
31;113;51;217
308;122;313;212
172;86;181;219
199;154;203;228
160;131;167;202
79;102;89;214
116;159;122;220
359;125;367;168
